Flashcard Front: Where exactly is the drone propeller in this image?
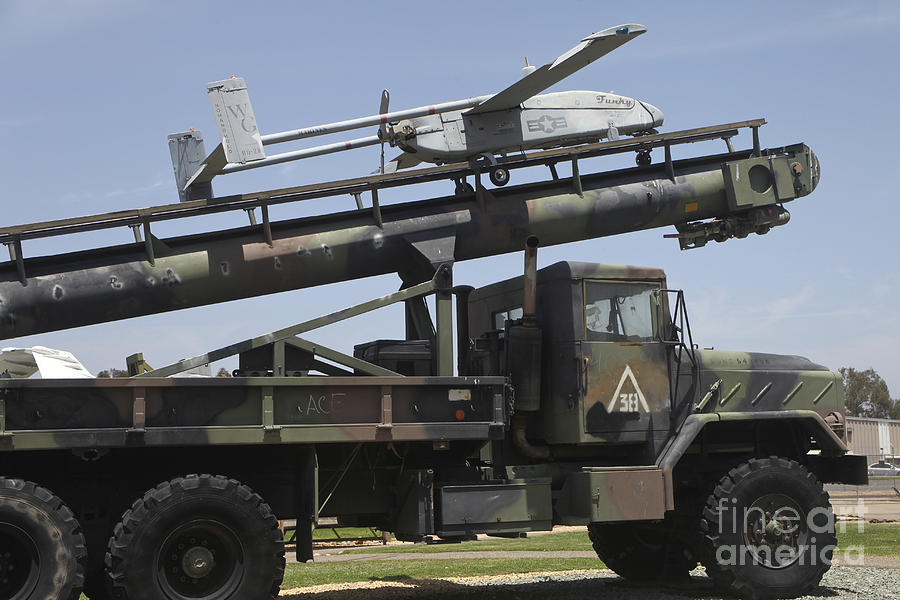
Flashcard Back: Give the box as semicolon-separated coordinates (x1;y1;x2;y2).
374;89;422;174
378;89;390;174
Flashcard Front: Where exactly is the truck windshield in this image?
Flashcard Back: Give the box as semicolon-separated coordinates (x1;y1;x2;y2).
584;281;658;342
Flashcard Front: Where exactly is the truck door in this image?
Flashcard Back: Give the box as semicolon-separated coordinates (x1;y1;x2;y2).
580;279;670;436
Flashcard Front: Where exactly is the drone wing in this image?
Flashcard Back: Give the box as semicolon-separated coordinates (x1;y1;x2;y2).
465;24;646;116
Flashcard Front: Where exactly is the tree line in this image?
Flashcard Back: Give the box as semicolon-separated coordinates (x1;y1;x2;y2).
839;367;899;419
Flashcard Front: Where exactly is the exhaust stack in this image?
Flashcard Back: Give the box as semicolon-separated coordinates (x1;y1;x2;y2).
522;235;539;327
507;237;543;413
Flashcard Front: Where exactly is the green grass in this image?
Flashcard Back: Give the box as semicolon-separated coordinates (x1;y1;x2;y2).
281;557;602;590
77;523;900;597
337;524;900;558
835;522;900;557
308;526;383;541
79;559;601;600
342;530;593;554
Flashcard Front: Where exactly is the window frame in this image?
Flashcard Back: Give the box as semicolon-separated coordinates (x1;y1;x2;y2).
582;279;661;342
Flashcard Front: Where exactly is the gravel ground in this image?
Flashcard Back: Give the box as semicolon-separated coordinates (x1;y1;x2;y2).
304;550;900;568
279;566;900;599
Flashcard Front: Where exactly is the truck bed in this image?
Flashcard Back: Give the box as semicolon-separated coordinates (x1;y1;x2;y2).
0;376;507;451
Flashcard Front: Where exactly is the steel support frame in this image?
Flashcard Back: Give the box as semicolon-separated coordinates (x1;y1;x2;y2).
141;265;456;377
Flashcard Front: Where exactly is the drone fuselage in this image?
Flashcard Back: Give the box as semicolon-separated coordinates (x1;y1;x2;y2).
399;91;663;165
179;25;662;190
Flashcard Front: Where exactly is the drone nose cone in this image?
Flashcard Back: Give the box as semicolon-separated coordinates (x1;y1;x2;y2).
808;148;820;192
643;102;664;128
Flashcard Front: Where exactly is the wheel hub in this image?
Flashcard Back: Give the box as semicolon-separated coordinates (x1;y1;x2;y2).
181;546;215;579
158;519;244;598
743;494;806;569
0;524;40;598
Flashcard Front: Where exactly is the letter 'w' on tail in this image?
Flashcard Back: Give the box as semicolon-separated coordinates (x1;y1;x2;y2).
207;77;265;164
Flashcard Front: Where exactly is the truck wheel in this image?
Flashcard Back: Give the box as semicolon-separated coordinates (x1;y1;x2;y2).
489;167;510;186
699;457;835;599
105;474;284;600
587;522;696;581
0;477;86;600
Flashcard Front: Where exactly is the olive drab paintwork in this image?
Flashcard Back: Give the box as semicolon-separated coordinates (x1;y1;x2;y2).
0;142;817;339
0;120;863;600
467;260;859;530
693;350;843;418
0;20;859;600
0;375;508;451
469;262;676;446
468;262;845;448
556;467;667;523
437;480;553;536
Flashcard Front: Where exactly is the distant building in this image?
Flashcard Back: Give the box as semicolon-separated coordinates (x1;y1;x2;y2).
847;417;900;465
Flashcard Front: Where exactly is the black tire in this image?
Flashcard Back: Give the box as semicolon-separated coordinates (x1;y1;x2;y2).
636;150;652;166
105;474;284;600
699;457;835;599
489;167;510;186
0;477;86;600
587;522;696;581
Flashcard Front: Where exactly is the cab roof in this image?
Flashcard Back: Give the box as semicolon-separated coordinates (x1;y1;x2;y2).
470;261;666;301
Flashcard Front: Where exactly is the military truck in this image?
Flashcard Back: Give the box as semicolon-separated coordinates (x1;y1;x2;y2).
0;123;866;600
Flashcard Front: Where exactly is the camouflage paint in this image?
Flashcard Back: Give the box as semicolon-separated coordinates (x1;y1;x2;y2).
695;350;843;420
556;467;666;524
0;144;817;339
0;376;507;451
436;480;552;535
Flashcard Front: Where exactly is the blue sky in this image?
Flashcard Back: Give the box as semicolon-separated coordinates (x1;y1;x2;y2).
1;1;898;395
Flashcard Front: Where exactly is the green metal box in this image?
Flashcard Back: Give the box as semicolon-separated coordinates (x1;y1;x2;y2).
436;479;552;536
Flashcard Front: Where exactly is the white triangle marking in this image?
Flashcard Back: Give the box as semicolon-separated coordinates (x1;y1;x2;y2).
608;364;649;413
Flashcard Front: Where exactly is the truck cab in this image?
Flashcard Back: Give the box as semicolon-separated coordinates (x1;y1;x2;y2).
468;261;684;455
467;260;850;465
463;259;866;597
